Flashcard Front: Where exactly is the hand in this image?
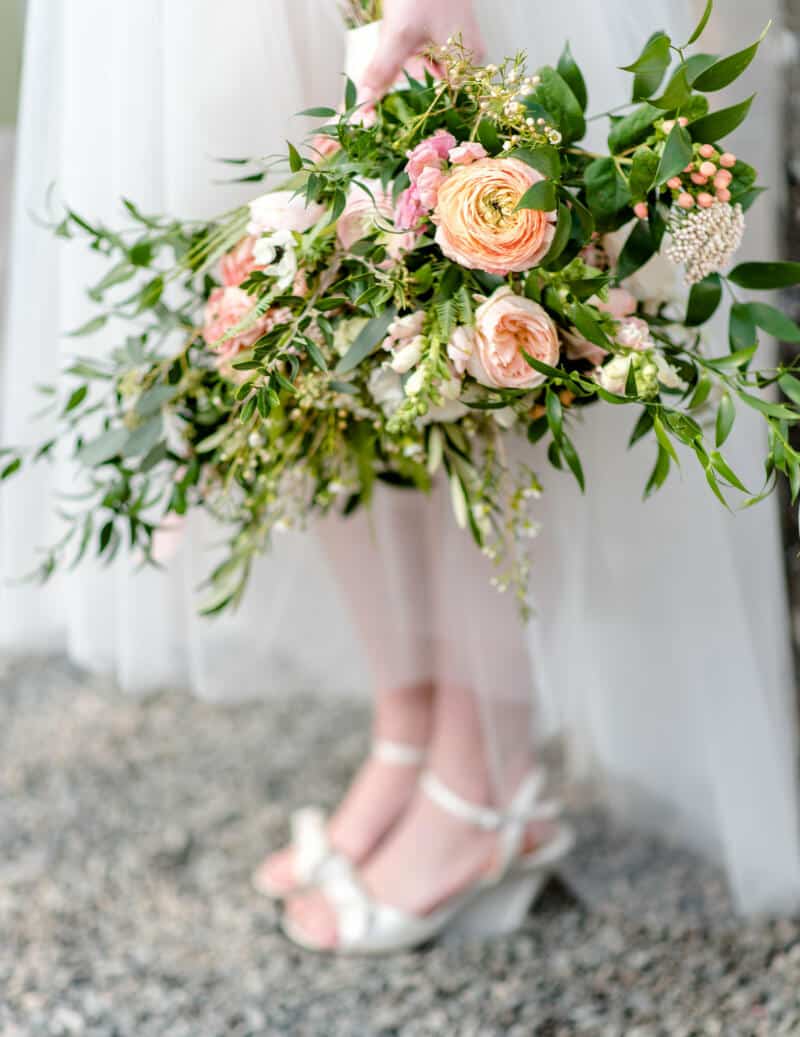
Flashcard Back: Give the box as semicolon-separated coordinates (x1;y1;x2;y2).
360;0;485;99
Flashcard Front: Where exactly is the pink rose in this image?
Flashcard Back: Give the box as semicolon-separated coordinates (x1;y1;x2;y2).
247;190;324;237
395;186;425;230
469;287;560;390
416;165;446;210
406;129;457;183
447;325;476;375
220;236;265;288
448;142;488;166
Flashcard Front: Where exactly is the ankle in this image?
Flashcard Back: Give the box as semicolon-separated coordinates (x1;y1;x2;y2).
373;681;434;748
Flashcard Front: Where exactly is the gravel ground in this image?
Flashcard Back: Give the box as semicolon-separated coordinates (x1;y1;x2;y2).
2;655;800;1037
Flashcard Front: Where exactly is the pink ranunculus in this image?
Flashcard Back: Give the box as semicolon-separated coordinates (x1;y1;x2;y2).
416;165;446;210
394;186;425;231
469;287;560;390
406;129;457;183
562;329;608;368
336;179;393;251
247;190;324;237
447;325;476;376
448;142;488;166
220;236;265;288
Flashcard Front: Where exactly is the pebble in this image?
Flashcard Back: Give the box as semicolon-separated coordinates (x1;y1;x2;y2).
1;653;800;1036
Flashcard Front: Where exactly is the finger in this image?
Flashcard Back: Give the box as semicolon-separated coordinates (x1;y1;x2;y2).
360;24;421;98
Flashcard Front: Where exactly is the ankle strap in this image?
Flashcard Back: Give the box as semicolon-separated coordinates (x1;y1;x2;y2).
371;739;426;766
421;770;561;874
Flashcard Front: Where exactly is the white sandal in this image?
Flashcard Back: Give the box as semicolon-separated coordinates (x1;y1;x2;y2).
281;767;575;955
252;739;426;900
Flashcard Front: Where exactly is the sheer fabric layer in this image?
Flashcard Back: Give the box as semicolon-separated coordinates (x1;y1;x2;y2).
1;0;798;913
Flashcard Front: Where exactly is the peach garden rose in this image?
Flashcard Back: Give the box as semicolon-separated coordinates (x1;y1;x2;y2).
434;157;557;276
469;287;560;390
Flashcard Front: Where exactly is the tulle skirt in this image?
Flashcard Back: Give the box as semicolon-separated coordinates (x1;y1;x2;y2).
2;0;799;913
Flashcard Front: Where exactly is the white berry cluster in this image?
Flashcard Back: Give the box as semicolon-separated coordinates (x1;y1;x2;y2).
665;201;745;285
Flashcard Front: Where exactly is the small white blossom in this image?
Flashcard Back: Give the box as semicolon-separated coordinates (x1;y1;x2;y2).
665;201;745;285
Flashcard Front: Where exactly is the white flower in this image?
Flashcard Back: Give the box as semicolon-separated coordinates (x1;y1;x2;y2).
367;366;404;414
654;352;687;390
447;326;476;376
665;201;745;286
425;400;470;424
251;230;298;292
493;407;518;429
389;335;424;374
387;312;425;341
247;191;324;236
596;354;633;396
405;367;426;396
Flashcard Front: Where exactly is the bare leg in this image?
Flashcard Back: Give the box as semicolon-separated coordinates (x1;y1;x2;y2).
256;497;435;894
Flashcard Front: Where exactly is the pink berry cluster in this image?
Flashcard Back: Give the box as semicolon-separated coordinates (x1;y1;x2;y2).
633;119;737;220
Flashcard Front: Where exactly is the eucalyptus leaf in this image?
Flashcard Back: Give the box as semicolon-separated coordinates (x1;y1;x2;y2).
77;427;129;466
335;308;396;374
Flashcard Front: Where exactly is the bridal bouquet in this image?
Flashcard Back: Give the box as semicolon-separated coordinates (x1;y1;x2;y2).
4;1;800;613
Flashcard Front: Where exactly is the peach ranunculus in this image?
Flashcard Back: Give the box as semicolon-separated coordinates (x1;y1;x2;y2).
469;287;560;390
247;190;324;237
220;236;265;288
434;157;557;276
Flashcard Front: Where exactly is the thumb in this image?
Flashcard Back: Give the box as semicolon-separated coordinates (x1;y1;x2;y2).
360;25;419;99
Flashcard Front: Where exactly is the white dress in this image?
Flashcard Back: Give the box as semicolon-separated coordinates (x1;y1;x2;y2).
2;0;798;915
